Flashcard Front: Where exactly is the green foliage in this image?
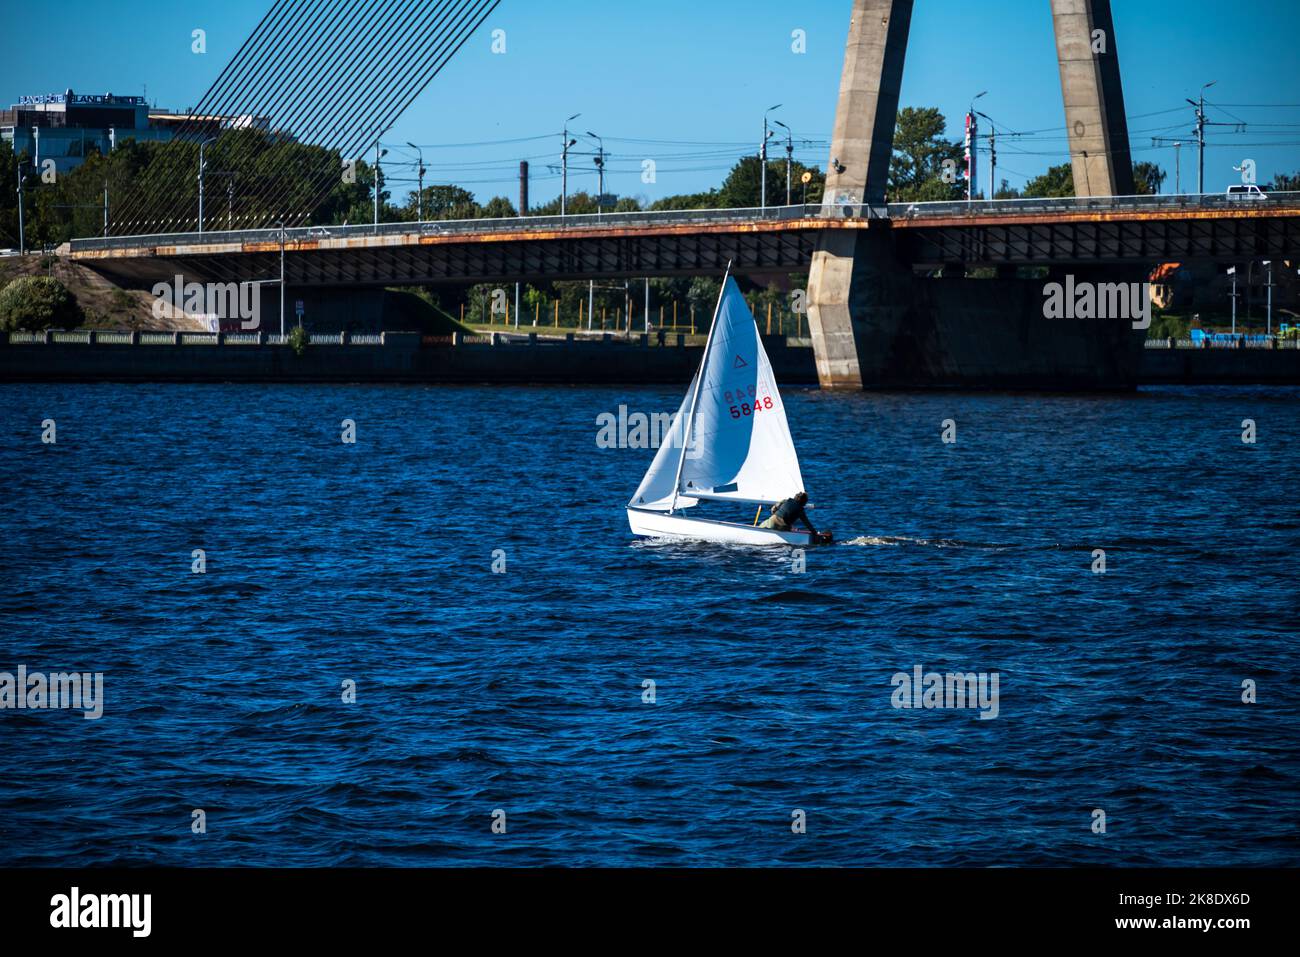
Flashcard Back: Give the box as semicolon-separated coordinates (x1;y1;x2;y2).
1022;162;1075;198
287;323;309;356
714;155;825;208
1132;161;1167;196
1267;170;1300;192
1147;311;1192;340
649;190;720;211
1021;160;1168;198
0;275;84;331
888;107;964;202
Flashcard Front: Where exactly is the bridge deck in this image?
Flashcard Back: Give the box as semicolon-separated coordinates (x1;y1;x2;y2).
61;194;1300;286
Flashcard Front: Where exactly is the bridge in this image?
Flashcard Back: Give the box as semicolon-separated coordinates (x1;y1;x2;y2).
66;193;1300;288
50;0;1300;388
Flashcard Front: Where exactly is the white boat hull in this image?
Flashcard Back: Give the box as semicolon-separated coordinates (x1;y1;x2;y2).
627;507;816;546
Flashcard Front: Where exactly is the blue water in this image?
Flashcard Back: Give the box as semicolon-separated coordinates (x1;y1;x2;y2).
1;383;1297;867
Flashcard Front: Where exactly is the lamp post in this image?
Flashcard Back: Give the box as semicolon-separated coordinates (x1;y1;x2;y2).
773;120;794;206
587;131;605;219
1187;81;1215;195
966;91;986;202
15;154;26;255
761;104;781;211
974;110;996;201
1228;266;1237;335
278;220;286;339
373;140;388;230
197;136;216;234
1263;260;1273;335
561;113;580;217
406;141;425;221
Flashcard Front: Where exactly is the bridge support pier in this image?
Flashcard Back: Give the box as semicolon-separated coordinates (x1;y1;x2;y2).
808;0;1139;389
807;0;912;389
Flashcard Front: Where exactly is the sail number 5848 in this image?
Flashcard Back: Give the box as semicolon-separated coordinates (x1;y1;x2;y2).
730;396;773;418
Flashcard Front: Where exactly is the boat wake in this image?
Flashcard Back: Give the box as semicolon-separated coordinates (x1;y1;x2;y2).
843;535;1016;550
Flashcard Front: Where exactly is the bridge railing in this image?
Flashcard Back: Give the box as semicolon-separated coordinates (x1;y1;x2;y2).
68;204;827;253
64;192;1300;253
878;190;1300;220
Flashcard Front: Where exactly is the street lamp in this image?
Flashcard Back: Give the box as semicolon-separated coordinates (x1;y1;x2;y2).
277;219;286;339
1187;80;1216;194
773;120;794;206
373;140;388;230
587;131;605;218
197;136;217;234
1263;260;1273;335
406;141;425;221
761;104;781;212
15;153;26;254
966;92;986;202
561;113;580;217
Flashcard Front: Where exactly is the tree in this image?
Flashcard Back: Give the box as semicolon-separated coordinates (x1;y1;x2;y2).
715;155;825;208
888;107;964;202
1022;160;1167;198
1267;170;1300;192
0;276;84;330
479;196;518;219
404;184;477;221
1022;162;1075;198
1132;161;1167;196
650;190;720;212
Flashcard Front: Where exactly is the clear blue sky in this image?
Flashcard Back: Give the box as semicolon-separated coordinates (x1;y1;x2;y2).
2;0;1298;203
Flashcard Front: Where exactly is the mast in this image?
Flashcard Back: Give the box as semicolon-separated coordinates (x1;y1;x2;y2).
669;261;732;514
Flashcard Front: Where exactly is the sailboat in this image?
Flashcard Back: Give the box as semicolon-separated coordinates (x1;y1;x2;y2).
626;270;831;546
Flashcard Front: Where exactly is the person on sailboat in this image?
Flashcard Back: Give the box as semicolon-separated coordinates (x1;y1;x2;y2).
759;492;818;534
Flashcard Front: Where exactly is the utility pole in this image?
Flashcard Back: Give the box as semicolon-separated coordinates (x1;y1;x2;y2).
761;104;781;211
103;180;109;237
561;113;580;217
15;156;24;255
280;222;288;343
1264;260;1273;335
988;127;996;200
198;136;215;234
966;92;986;202
1228;266;1237;335
1174;142;1181;194
774;120;794;206
644;277;650;335
373;140;387;230
407;142;425;221
588;131;605;219
1184;82;1242;194
1190;85;1210;194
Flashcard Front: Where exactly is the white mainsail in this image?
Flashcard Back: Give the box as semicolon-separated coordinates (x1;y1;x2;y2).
628;278;804;512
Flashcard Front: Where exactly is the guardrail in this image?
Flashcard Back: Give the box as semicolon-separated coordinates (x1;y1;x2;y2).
881;191;1300;220
1144;337;1299;349
64;192;1300;254
0;329;705;349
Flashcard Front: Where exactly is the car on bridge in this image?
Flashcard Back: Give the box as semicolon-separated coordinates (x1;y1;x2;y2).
1225;184;1268;201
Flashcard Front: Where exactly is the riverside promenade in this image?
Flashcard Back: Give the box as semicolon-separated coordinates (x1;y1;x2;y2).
1;329;1297;386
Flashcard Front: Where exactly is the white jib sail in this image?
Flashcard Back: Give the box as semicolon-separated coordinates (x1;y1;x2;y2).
628;278;805;512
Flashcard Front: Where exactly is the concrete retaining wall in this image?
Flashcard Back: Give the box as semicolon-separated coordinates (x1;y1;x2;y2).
0;332;820;385
2;331;1296;386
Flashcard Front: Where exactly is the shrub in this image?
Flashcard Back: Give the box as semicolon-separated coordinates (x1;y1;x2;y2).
0;276;84;331
287;324;310;356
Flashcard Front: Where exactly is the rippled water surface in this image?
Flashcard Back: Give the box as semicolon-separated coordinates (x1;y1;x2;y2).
1;382;1297;866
